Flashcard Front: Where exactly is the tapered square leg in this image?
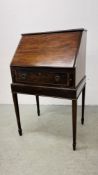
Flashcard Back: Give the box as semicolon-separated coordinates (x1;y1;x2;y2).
72;99;77;151
36;95;40;116
81;85;86;125
12;92;22;136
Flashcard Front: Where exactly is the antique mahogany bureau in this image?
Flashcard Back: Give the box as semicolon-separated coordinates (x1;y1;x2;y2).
10;28;87;150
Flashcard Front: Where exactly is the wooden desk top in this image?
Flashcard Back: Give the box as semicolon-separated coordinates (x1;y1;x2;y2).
11;29;85;68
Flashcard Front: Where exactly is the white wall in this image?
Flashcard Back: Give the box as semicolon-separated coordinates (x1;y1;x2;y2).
0;0;98;105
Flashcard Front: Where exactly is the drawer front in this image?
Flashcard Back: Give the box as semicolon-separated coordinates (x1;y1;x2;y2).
13;69;74;87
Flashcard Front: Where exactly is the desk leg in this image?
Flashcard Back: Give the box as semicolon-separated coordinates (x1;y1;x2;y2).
36;95;40;116
12;92;22;136
81;85;86;125
72;99;77;150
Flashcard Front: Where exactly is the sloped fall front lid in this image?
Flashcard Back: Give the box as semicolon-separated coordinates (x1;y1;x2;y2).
11;29;85;68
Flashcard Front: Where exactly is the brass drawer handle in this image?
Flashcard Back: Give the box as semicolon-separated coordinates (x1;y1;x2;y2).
38;72;42;76
21;73;27;80
55;75;60;82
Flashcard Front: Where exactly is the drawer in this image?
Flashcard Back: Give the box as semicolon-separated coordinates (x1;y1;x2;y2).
13;69;74;87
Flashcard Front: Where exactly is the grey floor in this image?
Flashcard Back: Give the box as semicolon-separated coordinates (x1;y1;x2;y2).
0;105;98;175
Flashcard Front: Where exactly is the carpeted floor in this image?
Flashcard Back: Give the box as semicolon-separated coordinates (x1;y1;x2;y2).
0;105;98;175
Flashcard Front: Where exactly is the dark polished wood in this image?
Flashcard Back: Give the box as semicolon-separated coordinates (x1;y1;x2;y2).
36;95;40;116
72;100;77;150
11;78;86;100
10;29;87;150
11;92;22;136
81;85;86;125
11;31;81;68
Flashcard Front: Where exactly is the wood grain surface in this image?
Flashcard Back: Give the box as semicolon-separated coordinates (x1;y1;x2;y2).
11;30;82;68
